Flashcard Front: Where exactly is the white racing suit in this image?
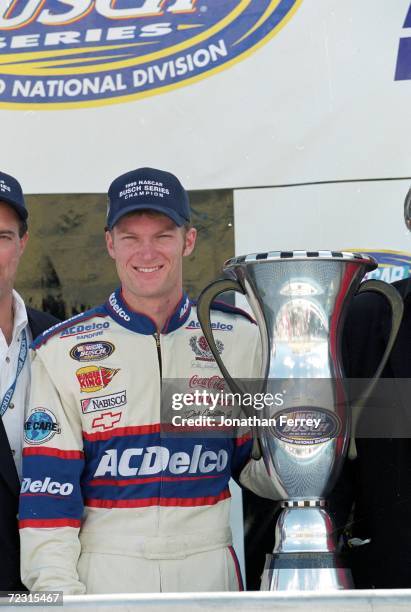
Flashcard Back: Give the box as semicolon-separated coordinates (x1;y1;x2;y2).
19;289;276;594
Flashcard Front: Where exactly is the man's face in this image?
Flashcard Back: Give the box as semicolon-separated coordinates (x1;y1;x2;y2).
106;212;196;303
0;202;28;300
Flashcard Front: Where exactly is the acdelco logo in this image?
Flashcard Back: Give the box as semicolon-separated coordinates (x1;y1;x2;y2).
109;293;131;322
95;444;228;477
60;321;110;338
0;0;302;109
179;296;190;319
21;477;74;496
186;320;233;332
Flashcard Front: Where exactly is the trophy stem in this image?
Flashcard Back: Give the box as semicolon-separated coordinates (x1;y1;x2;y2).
260;506;353;591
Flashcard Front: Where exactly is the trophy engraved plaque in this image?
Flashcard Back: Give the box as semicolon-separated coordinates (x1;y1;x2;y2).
197;250;403;591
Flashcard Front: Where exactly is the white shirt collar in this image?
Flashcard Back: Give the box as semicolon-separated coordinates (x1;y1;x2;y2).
11;289;28;343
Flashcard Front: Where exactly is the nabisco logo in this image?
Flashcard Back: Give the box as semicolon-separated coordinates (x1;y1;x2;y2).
0;1;302;108
81;390;126;414
94;444;228;477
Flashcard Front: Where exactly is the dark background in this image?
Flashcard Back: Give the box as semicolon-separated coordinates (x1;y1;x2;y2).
16;190;234;316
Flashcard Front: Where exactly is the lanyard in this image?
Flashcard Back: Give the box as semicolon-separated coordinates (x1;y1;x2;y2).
0;329;28;418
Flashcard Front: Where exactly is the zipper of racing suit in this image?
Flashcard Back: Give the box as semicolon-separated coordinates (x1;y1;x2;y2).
153;332;162;378
153;332;162;539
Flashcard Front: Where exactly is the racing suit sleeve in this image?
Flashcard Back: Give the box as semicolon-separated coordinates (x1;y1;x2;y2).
238;454;282;500
233;322;282;500
19;352;86;594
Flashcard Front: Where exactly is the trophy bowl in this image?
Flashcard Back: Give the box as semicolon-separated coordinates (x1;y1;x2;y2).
197;250;403;591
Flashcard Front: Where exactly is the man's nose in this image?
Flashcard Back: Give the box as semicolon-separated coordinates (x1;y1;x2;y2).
138;240;157;260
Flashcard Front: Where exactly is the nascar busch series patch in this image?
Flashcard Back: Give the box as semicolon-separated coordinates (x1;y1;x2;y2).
70;341;115;361
189;335;223;362
0;0;302;109
76;365;119;393
24;407;61;445
81;390;127;414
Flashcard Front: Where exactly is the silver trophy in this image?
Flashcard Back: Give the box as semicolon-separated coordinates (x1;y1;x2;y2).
197;251;403;591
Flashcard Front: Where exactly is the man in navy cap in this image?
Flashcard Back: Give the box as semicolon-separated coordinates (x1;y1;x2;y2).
0;171;58;592
20;167;274;594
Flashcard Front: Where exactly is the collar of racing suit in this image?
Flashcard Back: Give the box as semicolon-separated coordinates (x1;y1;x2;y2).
104;287;192;335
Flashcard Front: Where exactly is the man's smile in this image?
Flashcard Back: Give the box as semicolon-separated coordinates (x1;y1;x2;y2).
133;265;163;274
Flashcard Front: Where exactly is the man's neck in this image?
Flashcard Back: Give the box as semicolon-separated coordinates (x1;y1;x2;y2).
0;292;14;345
121;289;182;332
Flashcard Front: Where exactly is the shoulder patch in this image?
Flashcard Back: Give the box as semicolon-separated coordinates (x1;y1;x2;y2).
31;306;108;349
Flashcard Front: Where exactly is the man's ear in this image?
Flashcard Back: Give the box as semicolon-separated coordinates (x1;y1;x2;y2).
183;227;197;257
105;229;115;260
19;231;29;255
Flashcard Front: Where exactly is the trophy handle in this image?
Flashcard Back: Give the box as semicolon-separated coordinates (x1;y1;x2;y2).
348;279;404;459
197;278;262;459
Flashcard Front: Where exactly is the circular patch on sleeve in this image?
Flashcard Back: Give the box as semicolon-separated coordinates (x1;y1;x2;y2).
24;408;61;445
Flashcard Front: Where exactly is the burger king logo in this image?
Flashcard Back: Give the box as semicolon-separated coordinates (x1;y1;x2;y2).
76;365;119;393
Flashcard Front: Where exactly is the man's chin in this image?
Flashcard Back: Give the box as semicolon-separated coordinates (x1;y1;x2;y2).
127;285;168;301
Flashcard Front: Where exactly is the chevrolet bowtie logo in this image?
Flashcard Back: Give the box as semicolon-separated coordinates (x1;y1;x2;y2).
92;411;122;430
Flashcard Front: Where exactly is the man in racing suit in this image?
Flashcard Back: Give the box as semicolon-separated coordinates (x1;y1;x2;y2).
19;167;275;594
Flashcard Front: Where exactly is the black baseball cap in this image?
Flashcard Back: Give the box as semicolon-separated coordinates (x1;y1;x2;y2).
107;167;191;230
0;171;27;222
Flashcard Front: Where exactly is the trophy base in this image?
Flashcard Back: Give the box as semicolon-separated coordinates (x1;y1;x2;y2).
260;551;352;590
260;505;353;591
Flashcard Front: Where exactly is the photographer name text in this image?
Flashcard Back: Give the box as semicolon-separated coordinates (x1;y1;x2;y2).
171;414;323;428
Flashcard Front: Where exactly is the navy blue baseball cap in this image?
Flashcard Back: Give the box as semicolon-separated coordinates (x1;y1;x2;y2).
0;171;27;222
107;167;191;229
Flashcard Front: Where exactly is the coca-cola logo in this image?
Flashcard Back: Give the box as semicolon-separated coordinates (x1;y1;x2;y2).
189;375;225;391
